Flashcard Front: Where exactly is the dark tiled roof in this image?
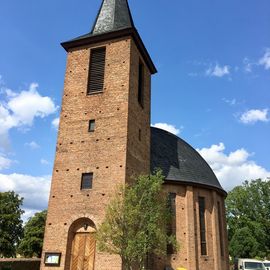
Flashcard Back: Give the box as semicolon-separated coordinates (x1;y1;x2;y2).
151;127;225;193
67;0;134;43
92;0;134;35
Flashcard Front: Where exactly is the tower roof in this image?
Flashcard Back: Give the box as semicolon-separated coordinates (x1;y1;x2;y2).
61;0;157;74
91;0;135;35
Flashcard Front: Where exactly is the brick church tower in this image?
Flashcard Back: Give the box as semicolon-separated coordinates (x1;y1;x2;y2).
41;1;230;270
41;0;156;269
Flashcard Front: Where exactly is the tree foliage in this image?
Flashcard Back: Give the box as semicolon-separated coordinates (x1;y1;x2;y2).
96;171;177;270
226;179;270;259
17;210;47;258
0;191;24;258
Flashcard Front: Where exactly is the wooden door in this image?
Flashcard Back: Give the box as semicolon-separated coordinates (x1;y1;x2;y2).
70;233;96;270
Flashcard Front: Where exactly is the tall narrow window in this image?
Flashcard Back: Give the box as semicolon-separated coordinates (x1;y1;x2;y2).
81;173;93;190
138;61;144;107
199;197;207;255
88;47;106;94
88;120;95;132
139;129;142;141
217;201;224;256
167;192;176;254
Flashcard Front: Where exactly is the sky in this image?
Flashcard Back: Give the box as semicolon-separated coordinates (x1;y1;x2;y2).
0;0;269;220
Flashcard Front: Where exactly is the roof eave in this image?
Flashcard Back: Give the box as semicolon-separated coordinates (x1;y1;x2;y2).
61;28;157;74
164;179;228;197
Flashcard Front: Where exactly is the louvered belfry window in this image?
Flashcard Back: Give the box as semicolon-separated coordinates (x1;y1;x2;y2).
88;47;106;94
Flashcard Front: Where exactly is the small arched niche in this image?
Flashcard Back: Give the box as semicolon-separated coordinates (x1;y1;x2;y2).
65;217;97;270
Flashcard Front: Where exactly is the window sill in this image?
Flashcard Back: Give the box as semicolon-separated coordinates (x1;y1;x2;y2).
87;91;104;96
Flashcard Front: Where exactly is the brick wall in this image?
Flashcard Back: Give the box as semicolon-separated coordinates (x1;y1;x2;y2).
41;35;151;270
126;38;151;182
152;184;229;270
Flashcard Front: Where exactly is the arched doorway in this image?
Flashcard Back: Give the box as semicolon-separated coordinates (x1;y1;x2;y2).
65;218;96;270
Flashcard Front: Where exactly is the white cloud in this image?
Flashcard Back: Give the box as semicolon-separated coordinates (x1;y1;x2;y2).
7;83;57;126
0;173;51;221
23;209;39;222
0;154;12;170
52;117;60;130
5;88;17;98
197;143;270;191
206;64;230;77
40;159;50;165
0;82;57;150
240;109;269;124
25;141;40;150
243;57;253;73
152;123;182;135
223;98;237;106
259;48;270;70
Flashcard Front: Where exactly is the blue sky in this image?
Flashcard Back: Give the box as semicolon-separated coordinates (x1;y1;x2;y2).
0;0;269;219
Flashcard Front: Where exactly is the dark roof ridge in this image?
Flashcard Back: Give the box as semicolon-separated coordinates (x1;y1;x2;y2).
89;0;105;34
151;126;182;140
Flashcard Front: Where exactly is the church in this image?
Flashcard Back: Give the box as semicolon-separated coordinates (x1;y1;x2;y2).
41;0;230;269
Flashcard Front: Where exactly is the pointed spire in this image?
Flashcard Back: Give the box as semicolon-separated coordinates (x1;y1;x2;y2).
91;0;135;35
61;0;157;74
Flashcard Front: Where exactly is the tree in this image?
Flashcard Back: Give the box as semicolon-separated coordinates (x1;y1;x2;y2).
17;210;47;258
226;179;270;259
0;191;24;258
96;171;177;270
